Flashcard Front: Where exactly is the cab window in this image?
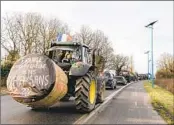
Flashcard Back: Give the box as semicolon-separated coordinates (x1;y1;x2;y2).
83;47;90;63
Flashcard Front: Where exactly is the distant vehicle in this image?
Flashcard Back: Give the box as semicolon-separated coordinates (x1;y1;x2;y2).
138;76;142;80
121;74;130;83
115;76;127;85
104;71;117;89
119;71;131;83
130;75;137;82
138;74;148;80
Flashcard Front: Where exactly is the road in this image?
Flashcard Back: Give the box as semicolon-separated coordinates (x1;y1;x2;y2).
1;84;124;124
89;81;166;124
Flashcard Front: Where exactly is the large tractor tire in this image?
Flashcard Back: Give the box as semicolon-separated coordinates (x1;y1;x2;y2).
75;72;97;113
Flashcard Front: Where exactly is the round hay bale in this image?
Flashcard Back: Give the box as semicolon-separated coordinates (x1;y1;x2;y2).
7;54;68;108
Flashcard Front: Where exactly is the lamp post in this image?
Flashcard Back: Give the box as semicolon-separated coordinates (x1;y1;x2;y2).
145;20;158;88
148;59;152;80
144;50;150;79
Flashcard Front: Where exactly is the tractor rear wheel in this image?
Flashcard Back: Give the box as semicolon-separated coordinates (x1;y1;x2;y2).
75;72;97;113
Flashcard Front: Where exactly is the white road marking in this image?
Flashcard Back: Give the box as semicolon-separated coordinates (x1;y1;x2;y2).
74;82;134;124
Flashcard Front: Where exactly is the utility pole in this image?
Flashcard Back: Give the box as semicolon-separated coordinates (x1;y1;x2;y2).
145;20;158;88
144;51;150;79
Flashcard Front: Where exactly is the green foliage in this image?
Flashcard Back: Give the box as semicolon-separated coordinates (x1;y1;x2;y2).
7;50;20;64
1;62;13;77
1;50;20;77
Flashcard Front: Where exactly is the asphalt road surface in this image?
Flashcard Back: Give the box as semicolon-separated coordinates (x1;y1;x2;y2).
89;81;166;124
1;84;124;124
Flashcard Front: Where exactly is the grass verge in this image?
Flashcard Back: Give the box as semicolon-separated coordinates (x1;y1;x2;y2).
144;81;174;124
0;86;9;96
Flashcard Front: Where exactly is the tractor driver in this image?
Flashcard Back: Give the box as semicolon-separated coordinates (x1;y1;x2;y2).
62;49;81;63
56;50;66;63
62;50;73;63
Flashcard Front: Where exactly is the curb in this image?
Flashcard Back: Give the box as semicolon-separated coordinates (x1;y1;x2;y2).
74;81;134;124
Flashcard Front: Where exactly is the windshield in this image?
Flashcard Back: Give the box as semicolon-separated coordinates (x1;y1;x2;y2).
115;77;123;81
49;46;81;63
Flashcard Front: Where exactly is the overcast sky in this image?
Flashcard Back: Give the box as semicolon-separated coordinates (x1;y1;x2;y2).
1;1;173;74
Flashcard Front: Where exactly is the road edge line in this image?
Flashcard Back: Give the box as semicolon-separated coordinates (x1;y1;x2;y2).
73;81;134;124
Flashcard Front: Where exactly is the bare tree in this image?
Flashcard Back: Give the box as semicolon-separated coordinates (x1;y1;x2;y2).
60;23;70;34
74;25;114;69
1;13;21;62
91;30;114;69
123;55;134;73
157;53;174;73
39;18;62;54
15;13;43;55
156;53;174;78
2;12;70;57
74;25;94;47
99;37;114;68
2;12;115;71
110;54;129;75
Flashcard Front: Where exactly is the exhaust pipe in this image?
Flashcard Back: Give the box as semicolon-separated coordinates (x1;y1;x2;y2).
7;54;68;108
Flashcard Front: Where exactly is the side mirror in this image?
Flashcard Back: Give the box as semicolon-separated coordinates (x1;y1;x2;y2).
92;49;97;66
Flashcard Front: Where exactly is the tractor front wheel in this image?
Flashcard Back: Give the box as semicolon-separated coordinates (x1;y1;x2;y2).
75;72;97;113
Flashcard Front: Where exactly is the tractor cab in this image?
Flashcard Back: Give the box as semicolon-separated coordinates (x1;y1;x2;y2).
47;41;92;71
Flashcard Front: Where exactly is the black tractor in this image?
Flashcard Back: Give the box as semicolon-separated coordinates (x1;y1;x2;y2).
7;41;106;113
47;41;106;112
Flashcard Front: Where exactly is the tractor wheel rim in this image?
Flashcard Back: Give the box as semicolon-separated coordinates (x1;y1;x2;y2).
89;80;96;104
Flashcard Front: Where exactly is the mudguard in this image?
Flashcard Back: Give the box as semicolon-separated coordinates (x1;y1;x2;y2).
69;62;92;76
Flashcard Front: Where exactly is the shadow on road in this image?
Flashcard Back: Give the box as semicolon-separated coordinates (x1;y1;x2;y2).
1;86;124;124
30;101;83;114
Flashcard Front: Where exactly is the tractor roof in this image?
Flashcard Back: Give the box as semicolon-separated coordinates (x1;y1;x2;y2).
51;41;89;48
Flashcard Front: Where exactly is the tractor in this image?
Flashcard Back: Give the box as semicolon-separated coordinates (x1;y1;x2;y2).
6;41;106;113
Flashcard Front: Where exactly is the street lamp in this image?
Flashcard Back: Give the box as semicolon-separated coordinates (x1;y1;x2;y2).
145;20;158;88
144;50;150;79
